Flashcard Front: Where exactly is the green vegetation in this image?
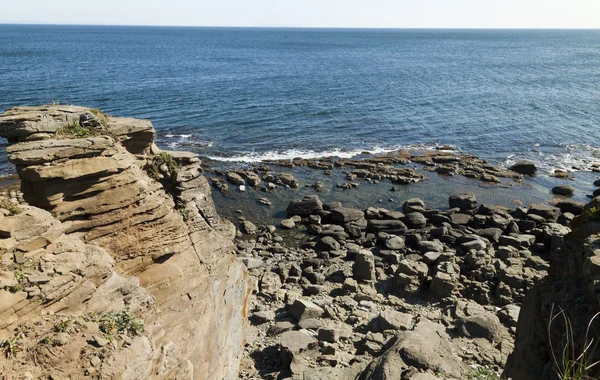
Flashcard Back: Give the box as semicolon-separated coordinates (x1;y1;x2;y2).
466;367;500;380
548;306;600;380
56;120;99;138
0;325;30;359
3;270;26;293
90;108;110;128
53;320;70;333
146;152;179;180
93;310;145;337
0;198;22;215
176;201;189;222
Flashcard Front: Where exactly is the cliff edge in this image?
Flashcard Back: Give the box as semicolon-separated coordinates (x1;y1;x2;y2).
0;105;250;379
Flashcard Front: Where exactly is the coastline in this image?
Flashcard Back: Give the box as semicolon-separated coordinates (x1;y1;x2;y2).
0;106;599;379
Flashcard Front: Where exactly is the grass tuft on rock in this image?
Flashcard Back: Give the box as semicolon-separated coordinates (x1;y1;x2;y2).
146;152;179;180
0;198;22;215
56;120;99;138
92;310;145;337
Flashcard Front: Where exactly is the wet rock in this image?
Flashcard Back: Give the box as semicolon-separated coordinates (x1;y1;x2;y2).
552;185;575;196
226;171;245;186
449;193;478;212
510;161;537;175
278;172;299;188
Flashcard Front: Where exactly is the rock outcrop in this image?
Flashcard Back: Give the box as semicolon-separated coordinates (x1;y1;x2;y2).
504;199;600;380
0;105;249;379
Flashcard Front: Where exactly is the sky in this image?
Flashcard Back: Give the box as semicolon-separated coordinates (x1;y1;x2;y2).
1;0;600;29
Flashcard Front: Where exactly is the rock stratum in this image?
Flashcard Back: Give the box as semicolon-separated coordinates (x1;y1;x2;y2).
0;106;250;379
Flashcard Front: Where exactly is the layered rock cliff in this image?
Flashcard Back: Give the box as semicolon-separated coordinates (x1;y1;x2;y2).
504;199;600;380
0;105;250;379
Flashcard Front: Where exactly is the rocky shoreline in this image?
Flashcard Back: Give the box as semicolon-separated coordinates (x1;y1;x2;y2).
0;106;599;380
234;191;582;379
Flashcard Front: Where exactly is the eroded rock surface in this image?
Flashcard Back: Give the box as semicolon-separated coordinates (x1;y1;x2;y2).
0;105;249;380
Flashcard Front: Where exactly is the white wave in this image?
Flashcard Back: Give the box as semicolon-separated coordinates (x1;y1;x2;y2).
205;143;454;163
164;133;193;139
502;144;600;173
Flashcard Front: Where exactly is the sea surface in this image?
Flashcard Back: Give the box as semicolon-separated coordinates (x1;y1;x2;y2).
1;25;599;221
1;25;600;173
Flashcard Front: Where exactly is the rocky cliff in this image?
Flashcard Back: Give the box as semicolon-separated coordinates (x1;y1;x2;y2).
504;199;600;380
0;105;250;379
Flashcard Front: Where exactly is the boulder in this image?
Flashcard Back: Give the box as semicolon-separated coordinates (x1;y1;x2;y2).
287;195;323;216
456;312;502;343
331;207;364;223
317;236;340;251
240;220;258;235
552;185;575;196
226;171;245;186
378;310;413;331
403;212;427;229
510;160;537;175
289;299;325;321
278;173;299;188
368;219;408;235
449;193;478;211
354;250;376;282
528;203;561;221
359;321;466;379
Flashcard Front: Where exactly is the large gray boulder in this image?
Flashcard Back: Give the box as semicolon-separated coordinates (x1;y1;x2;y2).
359;321;466;379
449;193;478;212
510;160;537;175
287;195;323;216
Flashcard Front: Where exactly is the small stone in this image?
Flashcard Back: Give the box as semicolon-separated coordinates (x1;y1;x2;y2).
53;333;70;346
280;218;296;229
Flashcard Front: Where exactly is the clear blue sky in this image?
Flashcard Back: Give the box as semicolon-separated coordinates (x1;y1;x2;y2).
2;0;599;28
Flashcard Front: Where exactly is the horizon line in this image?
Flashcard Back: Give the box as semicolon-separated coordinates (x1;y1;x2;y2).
0;22;599;30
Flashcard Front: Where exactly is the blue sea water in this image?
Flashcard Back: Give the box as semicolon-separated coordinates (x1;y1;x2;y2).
1;25;600;176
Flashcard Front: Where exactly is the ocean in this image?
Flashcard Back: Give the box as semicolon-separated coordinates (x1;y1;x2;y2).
1;25;600;175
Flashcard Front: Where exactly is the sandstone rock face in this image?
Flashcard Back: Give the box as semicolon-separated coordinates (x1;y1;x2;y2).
0;106;249;380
